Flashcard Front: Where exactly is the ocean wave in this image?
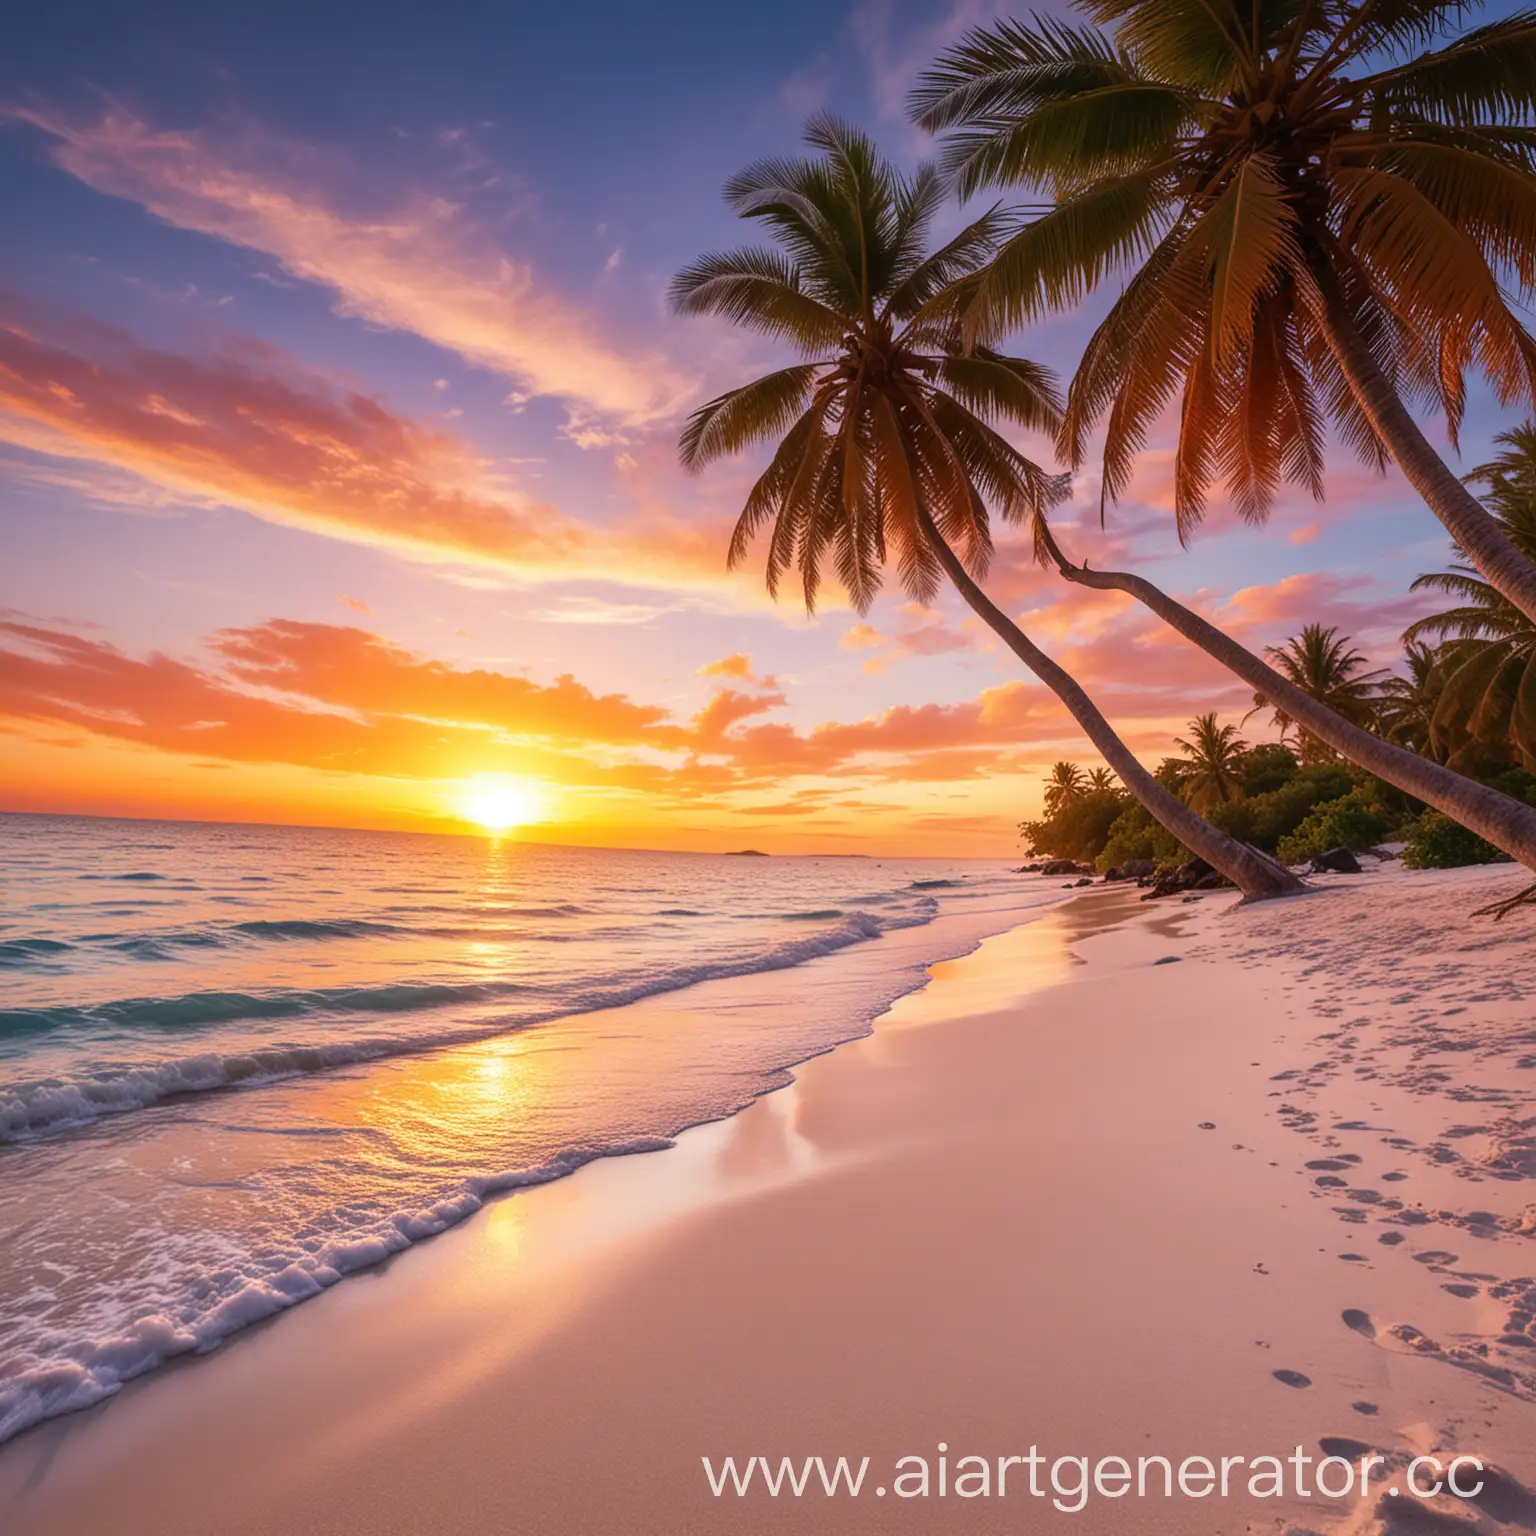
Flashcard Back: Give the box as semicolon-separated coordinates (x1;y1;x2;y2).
0;909;929;1143
0;1137;675;1448
0;913;596;973
0;978;534;1041
0;939;75;966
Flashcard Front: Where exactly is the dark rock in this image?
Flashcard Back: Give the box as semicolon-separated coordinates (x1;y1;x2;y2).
1310;846;1362;875
1140;856;1232;900
1073;876;1094;887
1102;866;1125;882
1039;859;1086;876
1122;858;1156;879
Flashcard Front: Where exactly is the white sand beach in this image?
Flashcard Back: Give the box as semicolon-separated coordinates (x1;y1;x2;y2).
2;863;1535;1536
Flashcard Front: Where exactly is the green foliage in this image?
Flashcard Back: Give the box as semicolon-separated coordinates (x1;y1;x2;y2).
1208;762;1356;850
1171;712;1247;810
1401;811;1508;870
1488;767;1536;807
1407;425;1536;770
1275;787;1397;865
1095;801;1186;871
1234;742;1298;797
1020;788;1127;864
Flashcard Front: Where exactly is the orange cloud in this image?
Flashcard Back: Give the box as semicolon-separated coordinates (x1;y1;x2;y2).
7;104;691;430
1288;522;1321;546
0;301;754;595
698;653;754;680
0;618;1073;813
0;304;586;571
210;621;679;747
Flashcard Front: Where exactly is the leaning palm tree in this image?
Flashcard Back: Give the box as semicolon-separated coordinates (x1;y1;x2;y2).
1406;428;1536;768
1044;760;1091;812
1026;515;1536;867
910;1;1536;625
672;116;1300;899
1173;713;1247;811
1250;625;1388;763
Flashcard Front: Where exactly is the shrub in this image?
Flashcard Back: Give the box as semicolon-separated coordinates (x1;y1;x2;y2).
1401;811;1507;869
1487;768;1536;808
1019;789;1127;865
1235;742;1299;797
1095;803;1186;872
1209;762;1355;851
1275;786;1395;864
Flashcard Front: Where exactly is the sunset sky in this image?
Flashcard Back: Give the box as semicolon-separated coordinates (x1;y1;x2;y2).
0;0;1513;854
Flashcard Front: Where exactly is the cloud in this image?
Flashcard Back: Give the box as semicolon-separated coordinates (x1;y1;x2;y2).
0;299;755;595
0;618;1071;805
698;653;756;680
1288;522;1321;546
0;300;590;570
7;102;693;429
1212;572;1431;650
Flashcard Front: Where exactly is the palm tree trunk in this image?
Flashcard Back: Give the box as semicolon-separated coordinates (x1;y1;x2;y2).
1313;265;1536;627
1039;530;1536;872
914;507;1305;901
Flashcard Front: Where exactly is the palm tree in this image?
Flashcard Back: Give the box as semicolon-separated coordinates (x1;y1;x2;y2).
672;116;1301;900
1405;427;1536;768
1044;760;1090;812
1027;516;1536;868
909;2;1536;625
1085;765;1118;792
1250;625;1388;763
1172;713;1247;811
1376;642;1447;761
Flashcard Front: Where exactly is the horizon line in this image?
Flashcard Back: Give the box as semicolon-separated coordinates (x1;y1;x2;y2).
0;806;1012;861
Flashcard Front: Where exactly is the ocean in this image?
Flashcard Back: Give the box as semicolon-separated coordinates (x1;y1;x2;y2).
0;813;1061;1444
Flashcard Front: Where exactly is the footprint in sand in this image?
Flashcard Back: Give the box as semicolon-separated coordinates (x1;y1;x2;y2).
1379;1231;1406;1245
1342;1308;1376;1338
1352;1401;1379;1415
1460;1464;1536;1525
1443;1283;1480;1299
1319;1436;1376;1462
1272;1369;1312;1388
1414;1250;1460;1266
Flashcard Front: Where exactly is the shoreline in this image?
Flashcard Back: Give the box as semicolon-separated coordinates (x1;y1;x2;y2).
0;873;1070;1449
4;864;1535;1533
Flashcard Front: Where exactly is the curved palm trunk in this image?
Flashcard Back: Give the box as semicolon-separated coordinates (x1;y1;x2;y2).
914;508;1305;901
1040;531;1536;872
1313;268;1536;627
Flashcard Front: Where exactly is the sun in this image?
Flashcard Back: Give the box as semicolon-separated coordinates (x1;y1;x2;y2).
456;776;547;836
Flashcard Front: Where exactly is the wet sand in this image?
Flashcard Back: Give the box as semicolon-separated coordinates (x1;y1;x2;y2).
3;866;1535;1534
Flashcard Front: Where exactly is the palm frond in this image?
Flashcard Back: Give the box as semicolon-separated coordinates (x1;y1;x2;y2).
678;365;823;471
668;249;851;352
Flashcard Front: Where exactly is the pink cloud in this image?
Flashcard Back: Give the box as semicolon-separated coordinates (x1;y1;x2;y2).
7;103;693;431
